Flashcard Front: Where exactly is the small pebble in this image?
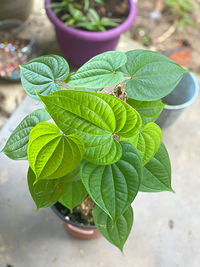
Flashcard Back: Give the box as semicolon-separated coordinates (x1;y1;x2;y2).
0;37;30;80
168;219;174;229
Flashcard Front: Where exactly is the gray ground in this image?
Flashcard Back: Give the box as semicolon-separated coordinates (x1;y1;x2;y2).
0;0;200;266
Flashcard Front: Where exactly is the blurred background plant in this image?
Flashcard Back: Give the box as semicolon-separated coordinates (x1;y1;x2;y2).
47;0;122;31
163;0;197;31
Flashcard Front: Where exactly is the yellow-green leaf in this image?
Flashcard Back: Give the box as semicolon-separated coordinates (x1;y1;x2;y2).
27;122;84;181
130;122;162;165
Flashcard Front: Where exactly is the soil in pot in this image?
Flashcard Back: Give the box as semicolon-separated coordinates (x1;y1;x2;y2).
50;0;129;31
54;196;101;239
57;196;95;225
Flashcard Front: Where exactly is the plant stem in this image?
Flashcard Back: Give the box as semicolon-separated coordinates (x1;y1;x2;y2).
74;195;95;225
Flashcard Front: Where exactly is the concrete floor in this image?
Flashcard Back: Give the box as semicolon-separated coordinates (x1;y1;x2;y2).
0;0;200;266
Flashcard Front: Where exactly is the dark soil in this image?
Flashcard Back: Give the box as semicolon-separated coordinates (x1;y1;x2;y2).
130;0;200;73
55;196;95;226
51;0;129;31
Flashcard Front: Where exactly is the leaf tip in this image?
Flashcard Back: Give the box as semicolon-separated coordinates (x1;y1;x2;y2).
33;177;39;186
35;207;39;214
35;89;40;97
19;64;25;71
69;208;73;214
120;247;124;253
170;188;176;193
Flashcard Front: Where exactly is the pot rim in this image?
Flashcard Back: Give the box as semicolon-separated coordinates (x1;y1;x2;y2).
51;204;97;229
45;0;137;41
163;72;199;110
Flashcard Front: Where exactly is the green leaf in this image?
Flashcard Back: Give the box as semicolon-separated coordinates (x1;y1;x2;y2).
1;109;50;160
66;51;127;89
131;122;162;165
93;205;133;251
20;55;69;100
140;142;173;192
128;98;165;126
38;91;141;165
28;167;68;210
91;92;142;138
120;50;187;101
64;165;81;183
81;142;142;221
59;180;87;212
27;122;84;181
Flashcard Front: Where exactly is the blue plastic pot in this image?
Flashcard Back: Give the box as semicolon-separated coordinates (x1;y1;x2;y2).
156;72;199;128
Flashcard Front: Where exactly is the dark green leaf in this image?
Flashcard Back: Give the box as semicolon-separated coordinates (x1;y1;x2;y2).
28;167;68;210
93;205;133;251
64;166;81;183
81;142;142;221
20;55;69;100
140;142;173;192
2;109;50;160
121;50;187;101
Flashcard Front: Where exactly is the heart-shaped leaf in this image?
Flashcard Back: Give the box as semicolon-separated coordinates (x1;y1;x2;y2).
93;205;133;251
81;142;141;221
59;180;87;212
38;91;141;165
1;109;50;160
27;122;84;181
140;142;173;192
66;51;127;89
20;55;69;99
128;98;165;126
88;92;142;138
131;122;162;165
120;50;187;101
28;167;68;210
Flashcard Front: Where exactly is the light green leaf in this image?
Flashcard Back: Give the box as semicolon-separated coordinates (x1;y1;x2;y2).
128;98;165;126
131;122;162;165
20;55;69;100
28;167;68;210
66;51;127;89
140;142;173;192
59;179;87;212
81;142;142;221
89;92;142;138
1;109;50;160
93;205;133;251
27;122;84;181
38;91;141;165
121;50;187;101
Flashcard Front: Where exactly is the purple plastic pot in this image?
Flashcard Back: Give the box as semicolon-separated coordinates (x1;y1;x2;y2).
45;0;137;67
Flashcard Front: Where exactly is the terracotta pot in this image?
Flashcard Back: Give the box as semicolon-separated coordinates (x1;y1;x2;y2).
51;203;101;240
0;0;33;21
45;0;137;67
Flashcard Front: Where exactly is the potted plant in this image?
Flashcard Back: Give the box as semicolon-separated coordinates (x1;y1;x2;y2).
1;49;187;250
45;0;137;67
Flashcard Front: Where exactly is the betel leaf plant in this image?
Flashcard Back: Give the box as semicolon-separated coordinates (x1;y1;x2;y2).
1;50;187;250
